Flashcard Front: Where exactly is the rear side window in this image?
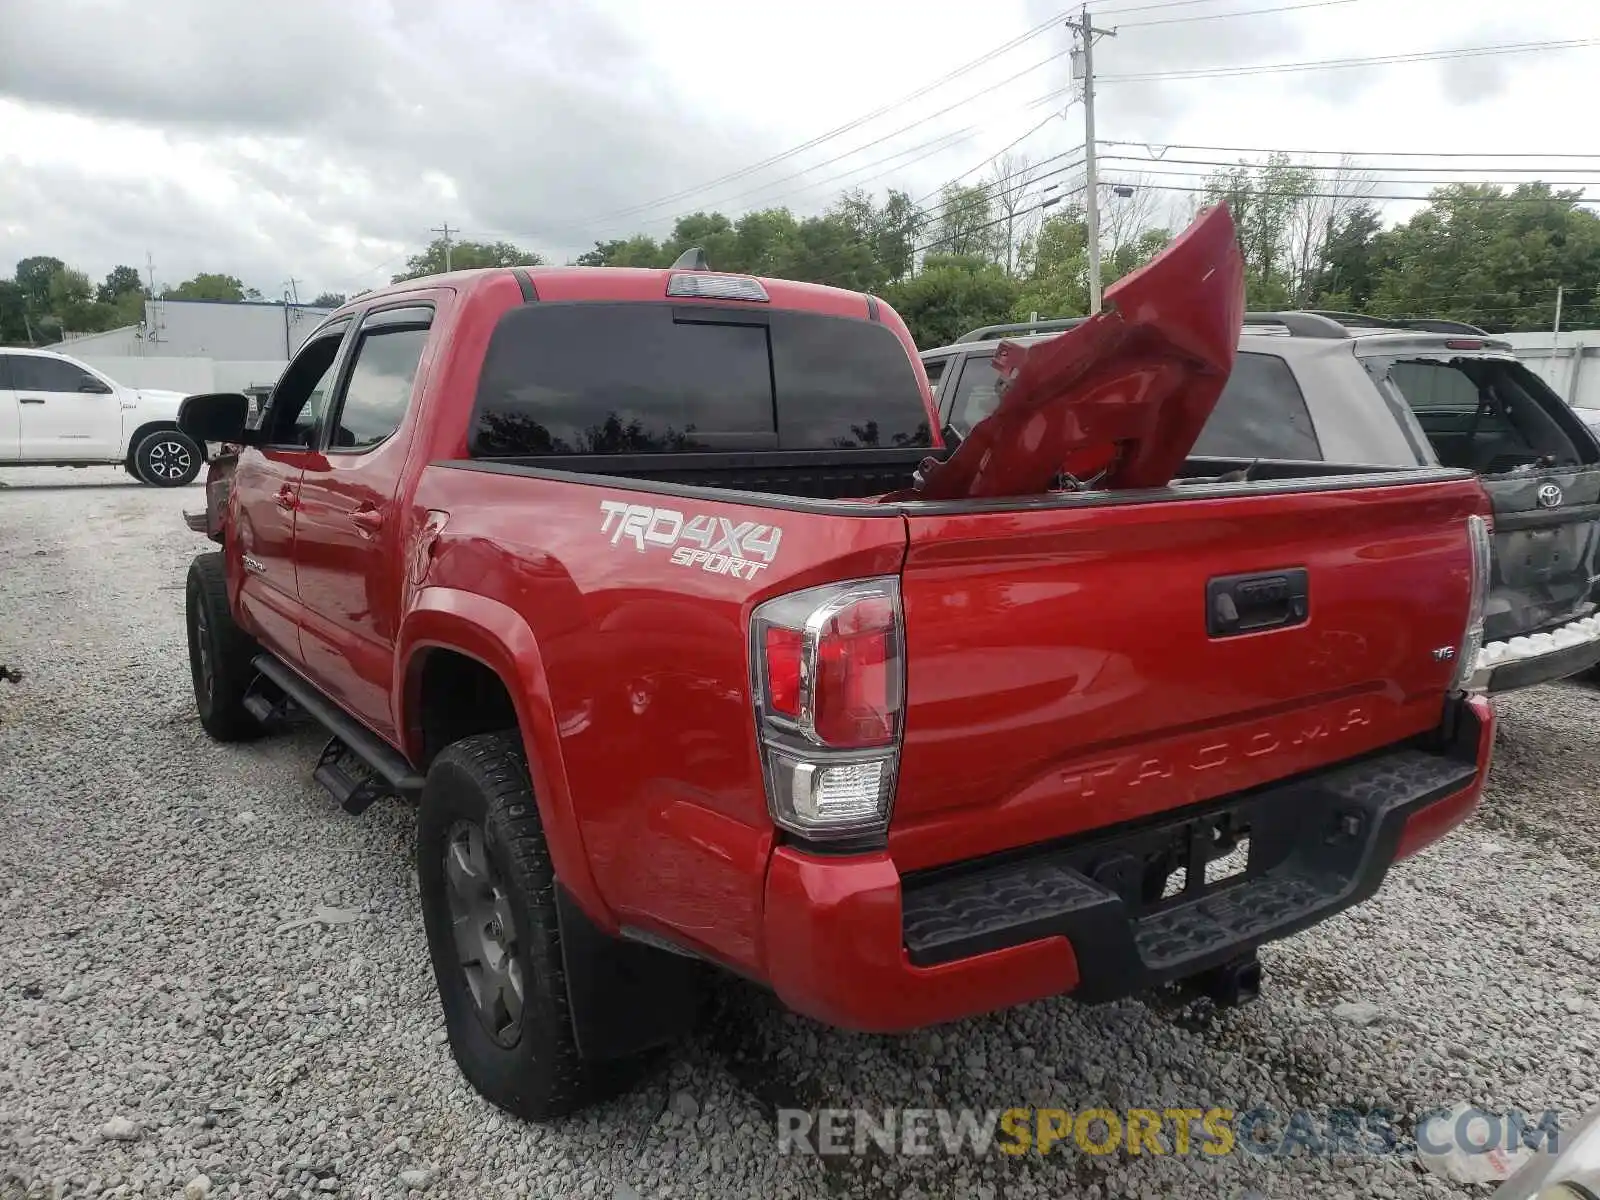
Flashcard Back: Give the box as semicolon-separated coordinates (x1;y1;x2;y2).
947;348;1323;461
948;352;1002;432
470;303;930;457
1194;353;1322;461
1384;357;1593;470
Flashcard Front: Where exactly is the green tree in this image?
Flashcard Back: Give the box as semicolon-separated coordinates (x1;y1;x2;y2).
882;254;1019;348
1313;204;1386;310
0;280;30;344
1014;208;1089;319
575;235;666;267
96;265;144;304
15;256;65;312
310;292;346;307
1367;182;1600;332
925;183;1003;261
1203;154;1313;308
392;238;544;282
166;273;249;302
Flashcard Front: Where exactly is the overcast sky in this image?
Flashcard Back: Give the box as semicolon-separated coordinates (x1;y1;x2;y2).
1;0;1596;299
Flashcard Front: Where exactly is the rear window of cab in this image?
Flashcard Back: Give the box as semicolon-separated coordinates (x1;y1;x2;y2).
470;303;932;457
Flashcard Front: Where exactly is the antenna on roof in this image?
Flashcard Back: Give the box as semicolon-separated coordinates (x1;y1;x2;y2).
670;247;710;271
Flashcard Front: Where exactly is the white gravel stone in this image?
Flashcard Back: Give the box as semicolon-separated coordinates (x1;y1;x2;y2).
1332;1000;1387;1027
182;1173;212;1199
2;467;1596;1200
97;1118;141;1143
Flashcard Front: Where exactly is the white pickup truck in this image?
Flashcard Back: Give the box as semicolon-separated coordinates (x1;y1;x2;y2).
0;347;203;486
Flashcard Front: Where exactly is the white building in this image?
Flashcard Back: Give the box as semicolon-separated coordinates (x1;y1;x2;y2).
1501;330;1600;411
58;298;334;394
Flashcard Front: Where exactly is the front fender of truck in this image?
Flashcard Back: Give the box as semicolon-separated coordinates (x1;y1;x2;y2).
395;587;614;931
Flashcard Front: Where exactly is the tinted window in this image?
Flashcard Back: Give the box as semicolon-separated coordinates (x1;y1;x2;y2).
1194;353;1322;461
1387;361;1481;410
0;356;13;390
471;303;932;457
474;304;774;456
13;356;101;392
947;349;1323;461
263;326;347;447
949;351;1001;431
770;312;930;449
922;357;947;395
330;324;429;450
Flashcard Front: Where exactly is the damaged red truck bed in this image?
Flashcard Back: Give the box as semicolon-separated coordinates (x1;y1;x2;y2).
177;204;1496;1119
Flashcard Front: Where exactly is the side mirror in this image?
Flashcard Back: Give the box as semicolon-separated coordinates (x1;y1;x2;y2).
79;380;114;394
178;392;255;445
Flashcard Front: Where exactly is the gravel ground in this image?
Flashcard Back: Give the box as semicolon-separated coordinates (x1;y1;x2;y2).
1;467;1597;1200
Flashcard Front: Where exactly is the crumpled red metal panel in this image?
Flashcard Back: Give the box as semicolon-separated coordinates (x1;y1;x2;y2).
888;202;1245;501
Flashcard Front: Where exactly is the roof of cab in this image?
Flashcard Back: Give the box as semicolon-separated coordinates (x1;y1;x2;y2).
339;265;885;323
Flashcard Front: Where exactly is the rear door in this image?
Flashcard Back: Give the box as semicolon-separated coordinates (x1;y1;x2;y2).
12;354;121;461
0;356;19;460
1372;352;1600;644
293;301;437;738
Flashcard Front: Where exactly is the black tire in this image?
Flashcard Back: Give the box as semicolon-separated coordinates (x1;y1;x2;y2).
134;429;202;487
185;552;262;742
418;731;622;1120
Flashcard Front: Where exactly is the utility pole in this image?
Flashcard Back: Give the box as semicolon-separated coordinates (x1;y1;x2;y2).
1069;7;1116;313
1553;284;1566;397
284;277;301;305
431;221;456;273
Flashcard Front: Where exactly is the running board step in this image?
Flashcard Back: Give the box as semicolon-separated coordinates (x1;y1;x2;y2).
314;736;389;815
242;674;295;725
251;654;426;804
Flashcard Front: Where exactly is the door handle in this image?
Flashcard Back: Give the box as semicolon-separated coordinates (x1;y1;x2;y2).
19;397;45;405
275;485;298;512
350;507;384;535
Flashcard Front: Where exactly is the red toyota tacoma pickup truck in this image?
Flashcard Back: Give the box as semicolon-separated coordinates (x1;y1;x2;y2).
177;210;1496;1120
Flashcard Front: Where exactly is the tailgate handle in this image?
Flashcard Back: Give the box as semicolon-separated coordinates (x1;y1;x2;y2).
1207;569;1309;638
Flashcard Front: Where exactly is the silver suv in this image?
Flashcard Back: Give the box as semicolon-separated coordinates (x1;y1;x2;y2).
922;310;1600;693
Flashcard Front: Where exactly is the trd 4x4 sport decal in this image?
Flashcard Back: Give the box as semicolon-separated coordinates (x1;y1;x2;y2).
598;500;783;580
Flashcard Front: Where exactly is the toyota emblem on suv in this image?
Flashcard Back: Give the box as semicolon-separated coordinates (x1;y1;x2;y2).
1537;483;1564;509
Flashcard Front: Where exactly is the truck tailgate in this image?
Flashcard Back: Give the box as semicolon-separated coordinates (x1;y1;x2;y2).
889;472;1484;872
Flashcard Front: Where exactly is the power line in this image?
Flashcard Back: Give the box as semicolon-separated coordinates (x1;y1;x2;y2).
603;60;1073;234
914;184;1090;255
1116;0;1357;27
591;7;1080;224
1097;154;1600;176
1099;139;1600;160
912;110;1067;208
1098;37;1600;83
1097;162;1600;187
1095;180;1600;203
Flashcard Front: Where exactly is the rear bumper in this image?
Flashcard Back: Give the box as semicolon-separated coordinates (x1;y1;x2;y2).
761;696;1493;1032
1472;613;1600;692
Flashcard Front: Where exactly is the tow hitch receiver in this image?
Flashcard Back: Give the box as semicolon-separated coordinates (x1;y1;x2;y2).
1186;952;1262;1007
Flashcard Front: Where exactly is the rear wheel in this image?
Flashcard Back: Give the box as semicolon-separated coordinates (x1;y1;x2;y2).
135;430;202;487
185;553;262;742
417;731;627;1119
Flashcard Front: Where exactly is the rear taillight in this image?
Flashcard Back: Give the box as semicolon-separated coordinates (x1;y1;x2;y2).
750;578;905;841
1451;514;1492;693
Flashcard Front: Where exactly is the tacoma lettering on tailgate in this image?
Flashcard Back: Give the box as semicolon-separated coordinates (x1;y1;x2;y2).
598;500;782;580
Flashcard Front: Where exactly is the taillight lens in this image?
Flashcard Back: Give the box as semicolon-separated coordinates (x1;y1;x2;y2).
1451;513;1492;693
764;626;803;718
750;578;905;841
